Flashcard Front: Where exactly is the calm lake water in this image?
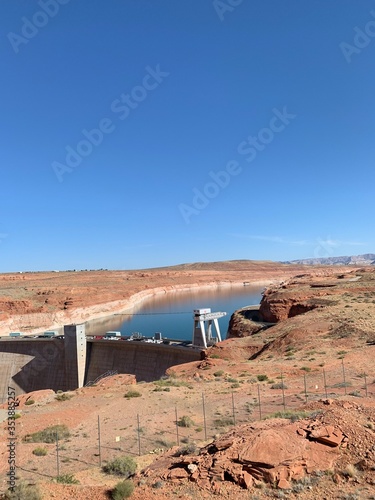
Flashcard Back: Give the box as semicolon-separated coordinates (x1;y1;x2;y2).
84;284;265;341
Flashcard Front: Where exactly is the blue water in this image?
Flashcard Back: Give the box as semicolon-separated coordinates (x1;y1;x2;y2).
85;284;264;341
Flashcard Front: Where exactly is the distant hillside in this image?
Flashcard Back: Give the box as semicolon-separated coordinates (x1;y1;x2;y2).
152;260;276;271
285;253;375;266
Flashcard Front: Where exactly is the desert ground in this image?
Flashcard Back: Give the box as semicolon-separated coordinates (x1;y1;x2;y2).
0;262;375;499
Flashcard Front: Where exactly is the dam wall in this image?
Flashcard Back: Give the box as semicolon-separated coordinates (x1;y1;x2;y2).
0;334;202;399
0;339;67;398
85;341;201;383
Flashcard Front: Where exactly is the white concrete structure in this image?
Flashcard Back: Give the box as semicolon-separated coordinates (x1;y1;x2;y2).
192;308;227;348
64;324;87;389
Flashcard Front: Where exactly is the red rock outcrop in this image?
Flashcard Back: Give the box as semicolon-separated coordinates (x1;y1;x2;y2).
141;397;375;494
258;269;367;323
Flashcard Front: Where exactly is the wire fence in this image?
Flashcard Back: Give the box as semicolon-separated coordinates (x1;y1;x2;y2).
4;361;375;483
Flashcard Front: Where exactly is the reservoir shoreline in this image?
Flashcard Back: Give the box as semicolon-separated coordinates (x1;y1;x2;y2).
1;278;278;336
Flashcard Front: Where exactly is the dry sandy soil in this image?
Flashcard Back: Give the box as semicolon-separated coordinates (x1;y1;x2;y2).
1;263;375;499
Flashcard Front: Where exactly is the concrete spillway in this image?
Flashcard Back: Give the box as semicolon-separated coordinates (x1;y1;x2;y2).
0;329;202;399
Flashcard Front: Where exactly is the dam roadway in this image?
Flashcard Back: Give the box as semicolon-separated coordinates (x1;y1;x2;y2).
0;337;202;399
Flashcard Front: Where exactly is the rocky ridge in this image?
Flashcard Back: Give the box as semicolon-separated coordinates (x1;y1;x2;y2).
287;253;375;266
141;398;375;494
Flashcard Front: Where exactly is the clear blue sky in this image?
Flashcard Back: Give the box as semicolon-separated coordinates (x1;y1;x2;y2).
1;0;374;272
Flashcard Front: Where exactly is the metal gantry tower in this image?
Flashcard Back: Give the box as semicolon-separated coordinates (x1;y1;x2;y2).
192;308;227;348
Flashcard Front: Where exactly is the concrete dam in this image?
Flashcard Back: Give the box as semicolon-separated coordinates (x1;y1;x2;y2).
0;325;202;399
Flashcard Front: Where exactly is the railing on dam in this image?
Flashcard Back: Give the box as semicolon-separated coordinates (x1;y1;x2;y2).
84;370;118;387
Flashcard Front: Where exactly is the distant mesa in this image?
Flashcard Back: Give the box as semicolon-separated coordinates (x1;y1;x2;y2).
284;253;375;266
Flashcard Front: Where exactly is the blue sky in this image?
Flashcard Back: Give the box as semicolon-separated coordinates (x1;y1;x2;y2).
1;0;374;272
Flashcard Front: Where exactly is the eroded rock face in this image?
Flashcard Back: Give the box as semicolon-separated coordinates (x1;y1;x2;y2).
141;395;375;494
226;308;265;339
141;411;353;492
257;269;374;323
14;389;55;408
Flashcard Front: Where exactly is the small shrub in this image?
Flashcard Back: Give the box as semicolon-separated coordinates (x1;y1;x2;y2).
155;438;174;448
364;421;375;430
124;390;141;399
175;442;199;456
271;383;288;390
25;399;35;406
342;464;358;478
24;424;70;443
348;390;361;397
245;402;256;414
213;370;224;377
55;392;74;402
154;377;188;388
292;482;305;493
254;480;266;489
56;473;80;484
153;386;170;392
103;456;137;477
152;480;164;489
214;416;234;428
111;479;134;499
332;382;352;388
14;413;21;419
265;410;316;422
256;374;268;382
300;366;311;372
4;481;42;500
177;415;194;428
32;447;48;456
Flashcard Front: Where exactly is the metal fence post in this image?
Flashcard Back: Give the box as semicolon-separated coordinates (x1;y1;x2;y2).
231;392;236;426
323;369;328;398
175;406;180;446
303;373;308;403
137;414;141;456
55;431;60;477
341;359;347;395
202;393;207;441
257;384;262;420
98;415;102;467
281;372;286;411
